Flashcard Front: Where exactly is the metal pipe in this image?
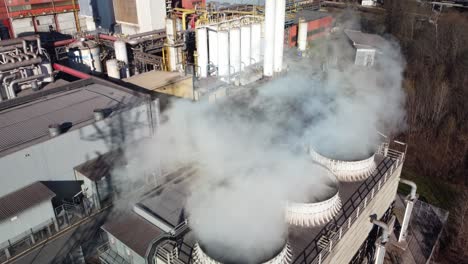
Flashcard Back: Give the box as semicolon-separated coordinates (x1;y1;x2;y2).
3;55;15;63
0;58;42;71
400;179;417;200
7;73;47;99
371;215;395;264
53;63;91;79
99;34;118;42
0;44;23;52
53;38;77;47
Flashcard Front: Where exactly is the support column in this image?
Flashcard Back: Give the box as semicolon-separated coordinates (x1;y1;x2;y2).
30;229;36;244
4;248;10;259
53;217;59;232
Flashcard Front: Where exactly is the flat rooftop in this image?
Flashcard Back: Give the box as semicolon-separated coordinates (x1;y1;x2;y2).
0;78;150;158
294;10;331;23
344;30;387;49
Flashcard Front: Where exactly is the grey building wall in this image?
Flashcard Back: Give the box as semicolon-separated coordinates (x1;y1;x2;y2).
0;200;55;246
107;233;145;264
79;0;116;31
0;101;157;197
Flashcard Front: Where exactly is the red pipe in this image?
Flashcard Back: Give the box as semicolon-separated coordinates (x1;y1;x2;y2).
53;38;77;47
53;63;91;79
98;34;118;41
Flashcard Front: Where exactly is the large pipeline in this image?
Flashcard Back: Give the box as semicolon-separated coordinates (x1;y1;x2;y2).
0;58;42;71
53;63;91;79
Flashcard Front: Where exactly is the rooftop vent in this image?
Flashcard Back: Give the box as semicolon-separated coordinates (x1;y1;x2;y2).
93;108;106;121
193;242;292;264
48;123;61;137
309;147;377;182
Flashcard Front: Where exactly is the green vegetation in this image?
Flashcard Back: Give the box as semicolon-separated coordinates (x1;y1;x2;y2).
398;169;461;211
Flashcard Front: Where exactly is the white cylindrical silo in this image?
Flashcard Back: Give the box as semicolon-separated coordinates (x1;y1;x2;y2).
217;30;229;77
251;23;262;65
197;27;209;78
208;28;218;75
114;40;129;78
229;27;241;74
106;59;120;79
114;40;128;64
68;40;102;73
274;0;286;73
240;24;251;70
263;0;276;77
298;18;308;52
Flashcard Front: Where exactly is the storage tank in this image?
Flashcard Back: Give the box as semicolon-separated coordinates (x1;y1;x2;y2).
251;23;262;64
67;40;103;73
240;25;251;69
106;59;120;79
208;29;218;75
217;31;229;77
197;27;209;78
229;27;241;74
114;40;128;64
114;40;129;77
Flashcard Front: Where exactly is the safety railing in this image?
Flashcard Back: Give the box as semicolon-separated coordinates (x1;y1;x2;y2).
292;147;405;264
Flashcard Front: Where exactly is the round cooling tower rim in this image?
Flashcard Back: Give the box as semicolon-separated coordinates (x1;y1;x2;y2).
193;241;292;264
308;146;377;182
286;190;342;228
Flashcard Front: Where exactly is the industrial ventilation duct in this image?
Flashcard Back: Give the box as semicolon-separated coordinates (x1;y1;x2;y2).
286;166;342;227
193;242;292;264
308;147;377;182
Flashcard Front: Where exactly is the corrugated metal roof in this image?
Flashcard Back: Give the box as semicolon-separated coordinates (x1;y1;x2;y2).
344;30;387;49
74;150;126;181
102;212;163;257
0;181;55;222
0;82;142;157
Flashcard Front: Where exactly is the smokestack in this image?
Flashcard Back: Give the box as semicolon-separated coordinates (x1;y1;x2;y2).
297;18;308;52
273;0;286;73
263;0;276;77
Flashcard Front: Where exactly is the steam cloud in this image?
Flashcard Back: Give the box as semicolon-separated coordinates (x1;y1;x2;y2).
113;20;406;264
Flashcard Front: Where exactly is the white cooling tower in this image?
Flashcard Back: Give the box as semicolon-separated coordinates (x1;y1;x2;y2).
285;166;342;228
309;147;377;182
193;242;292;264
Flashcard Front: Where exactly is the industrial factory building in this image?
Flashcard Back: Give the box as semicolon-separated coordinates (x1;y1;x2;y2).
0;0;83;38
0;1;448;264
97;141;414;264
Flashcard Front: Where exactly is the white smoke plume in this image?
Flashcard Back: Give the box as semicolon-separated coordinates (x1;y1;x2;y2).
110;15;406;264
